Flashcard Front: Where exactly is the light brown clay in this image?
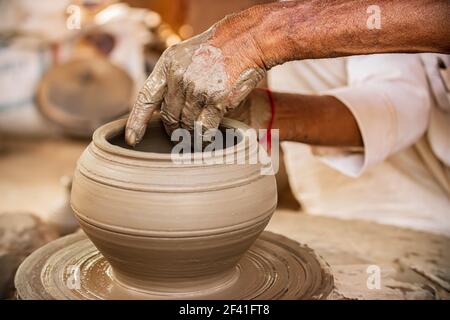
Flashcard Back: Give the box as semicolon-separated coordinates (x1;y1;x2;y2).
14;231;334;299
70;116;278;293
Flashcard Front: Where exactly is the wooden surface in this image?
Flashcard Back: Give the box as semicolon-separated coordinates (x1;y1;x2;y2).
0;136;449;299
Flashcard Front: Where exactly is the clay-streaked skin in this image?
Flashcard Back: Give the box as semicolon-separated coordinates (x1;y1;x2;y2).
126;27;265;146
126;0;449;147
71;117;277;292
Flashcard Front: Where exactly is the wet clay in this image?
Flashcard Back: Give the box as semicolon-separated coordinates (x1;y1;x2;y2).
71;116;278;293
109;120;175;153
15;231;334;300
110;118;242;153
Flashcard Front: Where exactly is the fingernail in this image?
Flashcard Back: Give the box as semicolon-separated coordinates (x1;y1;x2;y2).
125;128;137;146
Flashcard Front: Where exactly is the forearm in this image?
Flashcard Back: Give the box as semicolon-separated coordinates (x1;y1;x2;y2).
270;92;363;147
212;0;450;69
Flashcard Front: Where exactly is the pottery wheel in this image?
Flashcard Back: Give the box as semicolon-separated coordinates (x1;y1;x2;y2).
15;231;334;300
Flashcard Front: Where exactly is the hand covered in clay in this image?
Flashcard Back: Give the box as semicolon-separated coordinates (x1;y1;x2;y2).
125;13;267;145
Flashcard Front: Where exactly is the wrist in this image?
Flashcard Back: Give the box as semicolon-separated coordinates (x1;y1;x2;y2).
208;2;316;75
208;4;285;72
250;1;315;68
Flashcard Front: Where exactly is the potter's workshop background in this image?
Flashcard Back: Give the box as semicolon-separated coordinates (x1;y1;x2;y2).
0;0;449;301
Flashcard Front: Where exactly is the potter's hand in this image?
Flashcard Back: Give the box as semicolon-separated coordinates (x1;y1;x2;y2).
125;12;267;146
126;0;450;145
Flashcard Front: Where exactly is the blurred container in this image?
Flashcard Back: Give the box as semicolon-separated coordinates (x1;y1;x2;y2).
37;57;134;137
0;1;151;137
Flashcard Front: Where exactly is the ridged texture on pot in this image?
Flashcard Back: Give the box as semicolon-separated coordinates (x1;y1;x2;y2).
70;118;277;290
71;118;277;236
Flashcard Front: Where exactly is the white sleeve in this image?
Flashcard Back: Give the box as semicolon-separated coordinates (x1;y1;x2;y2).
319;54;431;177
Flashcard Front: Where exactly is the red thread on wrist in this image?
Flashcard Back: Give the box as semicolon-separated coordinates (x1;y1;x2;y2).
257;87;275;153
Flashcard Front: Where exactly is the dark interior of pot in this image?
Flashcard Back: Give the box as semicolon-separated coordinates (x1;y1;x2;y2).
108;119;243;154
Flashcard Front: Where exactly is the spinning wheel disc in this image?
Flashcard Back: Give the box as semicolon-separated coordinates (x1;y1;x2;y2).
15;231;333;300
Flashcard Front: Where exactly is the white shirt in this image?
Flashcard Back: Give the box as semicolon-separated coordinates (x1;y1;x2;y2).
269;54;450;235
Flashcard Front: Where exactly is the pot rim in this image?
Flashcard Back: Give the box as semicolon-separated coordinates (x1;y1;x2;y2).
92;117;251;161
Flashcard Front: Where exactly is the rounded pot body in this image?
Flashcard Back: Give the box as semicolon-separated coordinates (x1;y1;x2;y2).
71;117;277;292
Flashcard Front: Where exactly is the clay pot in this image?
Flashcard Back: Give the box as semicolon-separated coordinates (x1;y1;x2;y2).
71;117;277;293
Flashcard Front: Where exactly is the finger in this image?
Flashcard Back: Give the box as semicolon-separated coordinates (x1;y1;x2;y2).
197;103;226;133
180;88;207;131
224;98;252;125
125;63;167;146
159;76;188;135
225;67;264;112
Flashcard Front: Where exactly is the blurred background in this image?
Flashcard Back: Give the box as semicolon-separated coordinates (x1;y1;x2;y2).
1;0;448;301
